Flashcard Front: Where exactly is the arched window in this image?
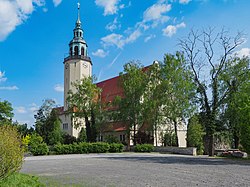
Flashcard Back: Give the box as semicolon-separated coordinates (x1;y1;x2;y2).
81;47;84;56
74;46;79;56
76;32;79;37
70;47;73;56
80;32;82;37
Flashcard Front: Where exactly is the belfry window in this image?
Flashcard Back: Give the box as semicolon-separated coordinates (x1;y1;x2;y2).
70;47;73;56
76;32;79;37
81;47;84;56
74;46;79;56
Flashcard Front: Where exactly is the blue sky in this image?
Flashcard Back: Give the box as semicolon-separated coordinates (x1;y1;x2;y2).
0;0;249;127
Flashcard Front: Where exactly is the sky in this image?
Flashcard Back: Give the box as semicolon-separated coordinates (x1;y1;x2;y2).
0;0;250;127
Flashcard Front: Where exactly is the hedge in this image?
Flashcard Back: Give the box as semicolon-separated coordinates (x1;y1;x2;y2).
54;142;124;155
134;144;154;152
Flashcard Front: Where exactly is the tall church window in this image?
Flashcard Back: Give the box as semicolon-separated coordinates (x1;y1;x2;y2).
74;46;79;56
70;47;73;56
81;47;85;56
76;32;79;37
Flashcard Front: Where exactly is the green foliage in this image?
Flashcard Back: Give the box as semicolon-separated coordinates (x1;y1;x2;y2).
89;142;110;153
104;134;119;144
67;77;102;142
187;115;205;155
22;134;31;152
77;128;87;142
134;144;154;152
53;142;123;154
63;133;77;144
109;143;124;153
29;134;49;156
0;125;24;180
162;131;178;147
0;173;45;187
0;99;14;124
115;61;147;145
30;143;49;156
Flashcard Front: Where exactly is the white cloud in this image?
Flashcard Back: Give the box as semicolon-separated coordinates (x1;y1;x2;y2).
144;34;156;43
53;0;62;7
143;1;171;28
101;33;124;48
162;22;186;37
0;0;45;41
54;84;64;92
179;0;191;4
0;71;7;82
16;106;27;114
92;49;108;58
95;0;120;16
29;103;39;113
105;17;121;31
236;48;250;58
0;86;19;90
101;29;141;49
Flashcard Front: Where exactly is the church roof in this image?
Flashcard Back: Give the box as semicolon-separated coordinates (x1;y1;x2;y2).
96;75;124;105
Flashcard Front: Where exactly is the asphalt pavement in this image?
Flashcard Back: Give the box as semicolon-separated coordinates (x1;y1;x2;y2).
21;153;250;187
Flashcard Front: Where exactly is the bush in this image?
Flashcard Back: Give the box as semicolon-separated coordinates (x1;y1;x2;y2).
134;144;154;152
29;134;49;156
187;115;205;155
89;142;110;153
109;143;124;153
29;143;49;156
0;125;24;180
104;135;119;144
162;131;177;147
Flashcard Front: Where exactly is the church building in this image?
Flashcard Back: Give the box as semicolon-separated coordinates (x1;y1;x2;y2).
56;3;187;147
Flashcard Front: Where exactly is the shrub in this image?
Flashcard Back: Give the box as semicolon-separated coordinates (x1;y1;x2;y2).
22;134;31;152
162;131;178;147
77;128;87;142
105;135;119;143
29;143;49;156
29;134;49;156
187;115;205;155
134;144;154;152
109;143;124;153
89;142;110;153
0;125;24;180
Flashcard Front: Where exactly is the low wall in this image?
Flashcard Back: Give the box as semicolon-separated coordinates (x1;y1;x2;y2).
154;146;197;156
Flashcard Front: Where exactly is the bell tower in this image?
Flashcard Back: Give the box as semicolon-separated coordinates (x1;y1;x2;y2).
63;1;92;111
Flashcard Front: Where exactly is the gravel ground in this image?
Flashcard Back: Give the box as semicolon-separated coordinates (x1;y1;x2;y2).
21;153;250;187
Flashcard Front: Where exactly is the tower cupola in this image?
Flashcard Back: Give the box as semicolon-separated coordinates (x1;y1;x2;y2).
68;1;88;58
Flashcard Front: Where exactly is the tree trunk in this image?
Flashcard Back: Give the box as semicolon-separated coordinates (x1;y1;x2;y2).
233;131;239;149
90;110;97;142
208;134;215;156
173;119;179;147
85;116;91;142
133;123;136;146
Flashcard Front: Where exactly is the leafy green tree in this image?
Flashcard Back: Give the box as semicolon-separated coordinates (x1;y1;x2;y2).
160;52;195;147
77;127;87;142
114;61;147;146
34;99;63;145
187;115;205;155
67;77;102;142
220;57;250;149
0;99;13;124
180;28;245;156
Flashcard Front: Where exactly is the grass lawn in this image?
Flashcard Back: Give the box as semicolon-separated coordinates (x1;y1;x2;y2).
0;173;44;187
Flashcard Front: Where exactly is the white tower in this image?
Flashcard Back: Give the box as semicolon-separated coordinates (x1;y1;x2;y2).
63;2;92;111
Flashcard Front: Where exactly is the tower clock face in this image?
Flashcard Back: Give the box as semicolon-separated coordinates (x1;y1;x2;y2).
83;62;88;68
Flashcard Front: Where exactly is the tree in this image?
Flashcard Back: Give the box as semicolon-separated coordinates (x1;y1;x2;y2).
220;57;250;149
115;61;147;146
179;28;245;156
0;99;13;124
34;99;63;145
160;52;195;146
187;115;205;155
67;77;101;142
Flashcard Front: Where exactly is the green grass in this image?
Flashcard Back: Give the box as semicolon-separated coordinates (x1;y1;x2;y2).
0;173;45;187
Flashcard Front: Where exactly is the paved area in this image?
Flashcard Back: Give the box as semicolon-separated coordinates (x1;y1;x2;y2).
21;153;250;187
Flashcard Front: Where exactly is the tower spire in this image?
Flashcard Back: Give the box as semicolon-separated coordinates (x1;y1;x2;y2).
76;0;81;25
